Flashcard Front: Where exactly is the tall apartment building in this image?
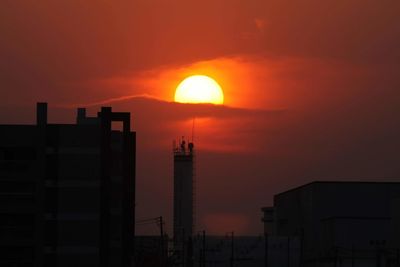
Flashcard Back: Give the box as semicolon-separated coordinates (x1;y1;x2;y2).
0;103;135;267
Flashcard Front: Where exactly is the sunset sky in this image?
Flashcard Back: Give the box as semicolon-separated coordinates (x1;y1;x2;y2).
1;0;400;235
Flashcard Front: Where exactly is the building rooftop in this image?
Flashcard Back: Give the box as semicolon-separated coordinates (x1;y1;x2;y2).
275;180;400;197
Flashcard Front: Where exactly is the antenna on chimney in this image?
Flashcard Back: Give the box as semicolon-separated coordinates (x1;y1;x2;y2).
191;117;196;143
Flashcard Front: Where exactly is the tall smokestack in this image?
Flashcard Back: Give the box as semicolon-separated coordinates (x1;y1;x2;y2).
173;138;195;250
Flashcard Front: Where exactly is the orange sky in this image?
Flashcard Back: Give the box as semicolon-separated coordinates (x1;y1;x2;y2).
1;0;400;235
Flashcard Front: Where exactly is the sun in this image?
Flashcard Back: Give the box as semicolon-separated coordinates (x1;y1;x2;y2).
174;75;224;105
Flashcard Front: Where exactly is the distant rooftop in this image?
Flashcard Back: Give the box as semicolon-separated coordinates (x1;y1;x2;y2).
275;180;400;197
173;138;194;156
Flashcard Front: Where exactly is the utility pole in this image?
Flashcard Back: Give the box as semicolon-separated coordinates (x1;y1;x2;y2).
264;232;268;267
351;245;355;267
202;230;206;267
287;236;290;267
230;231;234;267
182;228;185;267
159;216;165;267
299;228;304;267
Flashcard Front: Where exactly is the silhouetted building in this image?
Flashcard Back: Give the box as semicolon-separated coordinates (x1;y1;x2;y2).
135;235;168;267
0;103;135;267
260;207;302;267
180;234;264;267
173;138;195;260
262;181;400;267
261;207;274;235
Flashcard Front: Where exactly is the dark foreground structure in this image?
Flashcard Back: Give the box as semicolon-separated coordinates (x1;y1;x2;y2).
262;181;400;267
173;139;195;263
0;103;135;267
135;235;169;267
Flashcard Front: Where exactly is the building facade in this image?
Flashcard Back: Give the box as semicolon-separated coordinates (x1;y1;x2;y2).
0;103;136;267
262;181;400;267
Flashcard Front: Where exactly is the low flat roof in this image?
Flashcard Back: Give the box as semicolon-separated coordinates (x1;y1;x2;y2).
275;180;400;197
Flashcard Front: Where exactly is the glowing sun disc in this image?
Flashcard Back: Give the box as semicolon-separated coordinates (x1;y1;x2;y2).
174;75;224;104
